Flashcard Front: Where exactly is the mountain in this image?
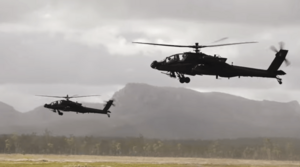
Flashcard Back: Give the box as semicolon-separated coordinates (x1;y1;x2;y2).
0;101;20;125
0;83;300;139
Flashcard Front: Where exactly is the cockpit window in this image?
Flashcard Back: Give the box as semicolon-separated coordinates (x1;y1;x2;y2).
163;53;187;64
178;53;186;61
165;54;180;63
51;101;61;105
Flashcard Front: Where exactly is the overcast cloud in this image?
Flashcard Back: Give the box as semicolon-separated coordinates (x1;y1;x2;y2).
0;0;299;112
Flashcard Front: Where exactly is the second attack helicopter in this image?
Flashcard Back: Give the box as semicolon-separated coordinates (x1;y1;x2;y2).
37;94;115;117
133;40;290;85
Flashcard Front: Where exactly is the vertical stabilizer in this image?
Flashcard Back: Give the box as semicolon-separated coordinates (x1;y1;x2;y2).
267;49;288;71
103;100;115;111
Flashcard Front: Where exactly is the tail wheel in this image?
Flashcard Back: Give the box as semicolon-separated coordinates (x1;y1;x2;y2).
276;77;282;85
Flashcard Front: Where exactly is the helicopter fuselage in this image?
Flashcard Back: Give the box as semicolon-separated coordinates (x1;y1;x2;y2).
150;50;287;84
152;60;282;78
133;40;288;85
43;99;112;117
150;52;228;76
45;104;108;114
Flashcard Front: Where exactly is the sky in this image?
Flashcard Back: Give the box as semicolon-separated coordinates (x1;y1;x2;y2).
0;0;300;112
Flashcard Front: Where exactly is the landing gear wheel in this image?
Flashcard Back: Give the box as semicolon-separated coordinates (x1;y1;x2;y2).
179;78;185;83
179;77;190;83
184;77;190;83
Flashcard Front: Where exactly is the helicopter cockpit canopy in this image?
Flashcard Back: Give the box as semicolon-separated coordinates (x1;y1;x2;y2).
50;100;62;105
164;53;187;64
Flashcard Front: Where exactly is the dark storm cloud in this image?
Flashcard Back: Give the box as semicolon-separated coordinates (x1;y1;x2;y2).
41;0;300;26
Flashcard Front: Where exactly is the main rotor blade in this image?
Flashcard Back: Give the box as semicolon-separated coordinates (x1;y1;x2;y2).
70;95;101;98
133;41;257;49
36;95;66;98
132;42;192;48
212;37;228;43
201;41;258;48
37;95;100;99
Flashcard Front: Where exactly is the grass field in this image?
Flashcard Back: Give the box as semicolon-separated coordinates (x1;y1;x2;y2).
0;154;300;167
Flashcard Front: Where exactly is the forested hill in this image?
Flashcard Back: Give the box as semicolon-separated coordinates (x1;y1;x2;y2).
0;83;300;140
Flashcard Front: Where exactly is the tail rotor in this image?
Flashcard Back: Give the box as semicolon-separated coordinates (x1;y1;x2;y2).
270;41;290;66
104;99;116;106
111;99;116;106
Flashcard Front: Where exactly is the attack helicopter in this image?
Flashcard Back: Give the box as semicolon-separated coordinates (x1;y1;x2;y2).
37;94;115;117
133;40;290;85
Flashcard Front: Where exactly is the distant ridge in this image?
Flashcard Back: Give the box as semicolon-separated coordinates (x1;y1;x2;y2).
0;83;299;140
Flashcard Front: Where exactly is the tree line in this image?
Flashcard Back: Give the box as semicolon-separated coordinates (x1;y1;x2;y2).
1;130;300;161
